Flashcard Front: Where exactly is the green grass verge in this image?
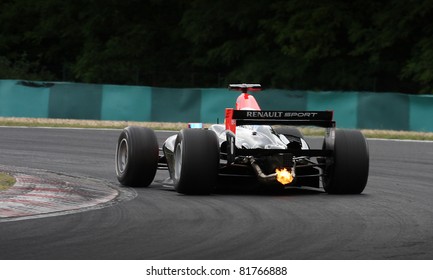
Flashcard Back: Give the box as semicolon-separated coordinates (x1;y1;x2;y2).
1;117;433;141
0;117;185;131
0;172;16;191
300;127;433;141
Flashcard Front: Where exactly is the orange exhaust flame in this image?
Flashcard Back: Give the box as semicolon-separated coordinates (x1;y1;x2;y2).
275;168;294;185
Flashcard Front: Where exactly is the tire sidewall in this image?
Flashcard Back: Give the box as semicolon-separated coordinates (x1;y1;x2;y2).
324;129;369;194
173;129;219;194
115;130;131;181
115;126;159;187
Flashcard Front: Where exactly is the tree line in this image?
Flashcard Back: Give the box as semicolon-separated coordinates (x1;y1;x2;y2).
1;0;432;93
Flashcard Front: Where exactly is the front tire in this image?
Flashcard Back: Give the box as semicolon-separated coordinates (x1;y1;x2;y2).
115;126;159;187
174;129;219;194
324;130;369;194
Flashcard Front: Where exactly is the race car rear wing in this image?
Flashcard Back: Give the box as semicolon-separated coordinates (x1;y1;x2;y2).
225;109;335;133
229;83;262;93
224;109;336;164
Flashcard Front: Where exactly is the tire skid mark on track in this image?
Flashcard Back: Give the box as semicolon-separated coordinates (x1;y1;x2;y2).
0;165;137;223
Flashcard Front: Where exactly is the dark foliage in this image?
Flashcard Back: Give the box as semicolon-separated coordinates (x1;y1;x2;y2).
0;0;432;93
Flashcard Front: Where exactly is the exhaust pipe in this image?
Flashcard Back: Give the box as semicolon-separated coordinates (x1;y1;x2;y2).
250;159;278;184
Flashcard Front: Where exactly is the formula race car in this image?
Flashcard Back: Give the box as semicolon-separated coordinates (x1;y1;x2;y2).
115;84;369;194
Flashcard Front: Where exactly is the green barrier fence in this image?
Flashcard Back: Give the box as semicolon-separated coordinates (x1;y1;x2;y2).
357;92;410;130
0;80;50;118
101;85;152;121
49;82;103;120
151;87;202;122
1;79;432;132
409;95;433;132
307;91;358;129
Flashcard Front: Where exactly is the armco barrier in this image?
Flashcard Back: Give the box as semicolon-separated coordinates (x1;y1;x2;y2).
1;79;432;132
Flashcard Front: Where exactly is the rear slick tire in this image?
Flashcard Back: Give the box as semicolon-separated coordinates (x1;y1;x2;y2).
173;129;219;195
115;126;159;187
324;129;369;194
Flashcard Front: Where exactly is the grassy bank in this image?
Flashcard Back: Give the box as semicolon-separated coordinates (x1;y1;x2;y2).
0;117;184;131
1;117;433;141
0;172;15;191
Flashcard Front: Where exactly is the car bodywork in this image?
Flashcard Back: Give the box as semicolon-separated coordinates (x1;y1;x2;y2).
162;85;334;188
115;84;369;194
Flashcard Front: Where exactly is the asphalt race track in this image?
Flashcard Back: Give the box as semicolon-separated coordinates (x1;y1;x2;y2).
0;126;432;259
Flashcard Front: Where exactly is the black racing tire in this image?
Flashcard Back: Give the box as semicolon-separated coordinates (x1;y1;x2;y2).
273;126;304;138
115;126;159;187
173;129;219;194
324;129;369;194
